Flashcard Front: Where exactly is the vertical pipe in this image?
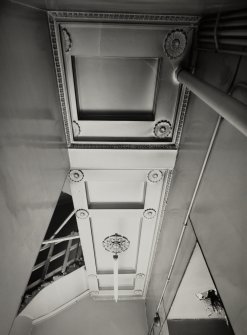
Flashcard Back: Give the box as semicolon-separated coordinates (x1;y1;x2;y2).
149;116;222;335
176;69;247;137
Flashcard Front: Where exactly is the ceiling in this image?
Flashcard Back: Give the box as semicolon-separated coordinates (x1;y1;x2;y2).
13;0;247;14
48;10;196;301
0;1;247;335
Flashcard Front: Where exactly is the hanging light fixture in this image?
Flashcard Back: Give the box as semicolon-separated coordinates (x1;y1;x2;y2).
102;233;130;302
113;254;118;302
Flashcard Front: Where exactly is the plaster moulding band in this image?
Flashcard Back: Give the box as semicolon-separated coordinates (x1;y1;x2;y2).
48;11;200;25
143;169;173;297
68;149;177;170
48;10;196;149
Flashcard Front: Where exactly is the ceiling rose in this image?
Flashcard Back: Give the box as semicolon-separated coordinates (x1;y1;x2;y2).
102;233;130;254
148;170;163;183
154;120;172;138
76;209;89;219
163;29;187;59
143;208;156;219
69;169;84;182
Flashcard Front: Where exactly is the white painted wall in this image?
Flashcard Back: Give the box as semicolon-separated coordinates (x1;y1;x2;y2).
21;267;88;321
9;316;32;335
168;244;224;319
0;3;69;334
190;55;247;335
31;296;147;335
191;118;247;335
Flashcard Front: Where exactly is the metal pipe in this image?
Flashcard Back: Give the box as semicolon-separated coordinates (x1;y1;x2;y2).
149;116;222;335
113;255;119;303
176;69;247;137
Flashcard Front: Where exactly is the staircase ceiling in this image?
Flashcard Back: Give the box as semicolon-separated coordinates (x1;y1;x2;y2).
15;0;247;14
50;13;195;147
48;11;197;300
1;2;246;334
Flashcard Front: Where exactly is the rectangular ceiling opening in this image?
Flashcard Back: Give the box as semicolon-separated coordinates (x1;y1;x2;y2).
72;57;160;121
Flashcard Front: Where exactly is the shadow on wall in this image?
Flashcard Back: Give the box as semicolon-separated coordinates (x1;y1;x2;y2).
167;319;234;335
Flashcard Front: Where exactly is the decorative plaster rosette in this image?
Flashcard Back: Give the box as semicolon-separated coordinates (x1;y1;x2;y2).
134;290;143;295
148;170;163;183
153;120;172;138
62;28;72;52
72;121;81;136
76;209;89;219
102;233;130;254
136;273;145;279
143;208;156;219
69;169;84;182
163;29;187;59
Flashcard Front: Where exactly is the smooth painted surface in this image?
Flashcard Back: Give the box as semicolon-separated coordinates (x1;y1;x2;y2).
9;316;32;335
20;267;88;321
75;57;158;113
69;148;177;169
189;54;247;335
168;244;223;319
16;0;247;14
0;2;69;334
190;106;247;332
32;296;147;335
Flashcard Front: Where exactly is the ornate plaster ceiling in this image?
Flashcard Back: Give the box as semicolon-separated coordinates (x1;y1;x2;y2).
48;11;197;300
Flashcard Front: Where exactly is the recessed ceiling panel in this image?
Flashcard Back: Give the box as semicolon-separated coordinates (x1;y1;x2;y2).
69;168;171;300
49;12;197;146
91;210;141;272
73;57;159;120
85;181;146;209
